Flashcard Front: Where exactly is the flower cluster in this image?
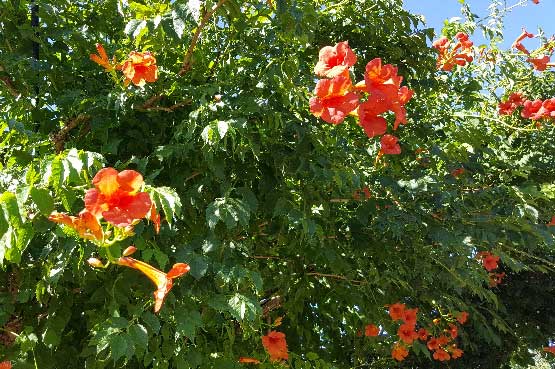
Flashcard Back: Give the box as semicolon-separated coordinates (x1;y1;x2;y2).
498;92;525;115
0;361;11;369
364;303;467;362
432;32;474;71
476;251;505;287
48;168;187;313
498;92;555;127
511;29;555;71
49;167;159;243
90;43;158;86
309;41;414;156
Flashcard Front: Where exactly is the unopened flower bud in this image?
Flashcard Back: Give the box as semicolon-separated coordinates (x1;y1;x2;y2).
122;245;137;256
87;258;104;268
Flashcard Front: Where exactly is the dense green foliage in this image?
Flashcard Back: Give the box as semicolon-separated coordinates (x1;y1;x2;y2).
1;0;554;368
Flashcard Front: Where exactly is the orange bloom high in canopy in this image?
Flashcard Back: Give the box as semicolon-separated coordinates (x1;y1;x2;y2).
309;41;413;158
118;51;158;87
309;72;360;125
314;41;357;78
85;167;152;227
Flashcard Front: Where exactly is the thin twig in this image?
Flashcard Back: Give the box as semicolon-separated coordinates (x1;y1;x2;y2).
306;272;367;285
51;114;91;153
135;95;193;112
185;171;201;182
251;255;281;259
178;0;228;76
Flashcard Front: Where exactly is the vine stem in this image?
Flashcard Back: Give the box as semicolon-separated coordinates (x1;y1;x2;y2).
178;0;228;76
453;113;538;132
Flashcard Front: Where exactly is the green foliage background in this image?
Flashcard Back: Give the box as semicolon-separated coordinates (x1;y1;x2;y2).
1;0;554;368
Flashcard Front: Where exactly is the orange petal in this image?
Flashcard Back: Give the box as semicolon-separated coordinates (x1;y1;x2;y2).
96;43;108;62
84;188;107;218
78;210;103;240
90;54;111;69
238;357;261;364
122;246;137;256
93;167;120;195
166;263;191;279
102;191;152;227
48;212;76;227
117;170;144;193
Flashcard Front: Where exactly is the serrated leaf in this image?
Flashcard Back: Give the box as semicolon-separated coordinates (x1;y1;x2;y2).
124;19;144;36
0;192;33;265
227;293;260;322
0;203;8;240
128;324;148;352
49;156;65;192
222;0;241;19
172;11;186;39
65;148;83;177
30;187;54;215
175;308;203;339
109;334;128;363
142;311;160;334
206;198;250;230
217;120;229;138
188;255;208;279
149;186;182;226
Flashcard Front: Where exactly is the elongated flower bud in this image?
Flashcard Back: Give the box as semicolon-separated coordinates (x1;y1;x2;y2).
87;258;104;268
122;245;137;256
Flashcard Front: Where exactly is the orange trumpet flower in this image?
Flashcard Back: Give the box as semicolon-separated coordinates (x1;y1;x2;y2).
117;257;190;313
49;210;103;241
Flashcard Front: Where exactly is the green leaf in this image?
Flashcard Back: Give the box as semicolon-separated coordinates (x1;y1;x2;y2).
30;187;54;215
0;192;34;265
109;334;128;363
227;293;260;322
175;308;203;340
188;255;209;279
124;19;145;36
142;311;160;334
148;186;182;226
206;198;251;230
172;11;186;39
128;324;148;352
0;203;8;240
216;120;229;139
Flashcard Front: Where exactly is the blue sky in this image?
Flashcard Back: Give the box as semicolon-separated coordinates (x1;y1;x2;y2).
403;0;555;48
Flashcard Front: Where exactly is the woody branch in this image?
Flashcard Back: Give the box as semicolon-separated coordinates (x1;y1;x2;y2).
51;114;91;153
178;0;228;76
0;64;20;97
